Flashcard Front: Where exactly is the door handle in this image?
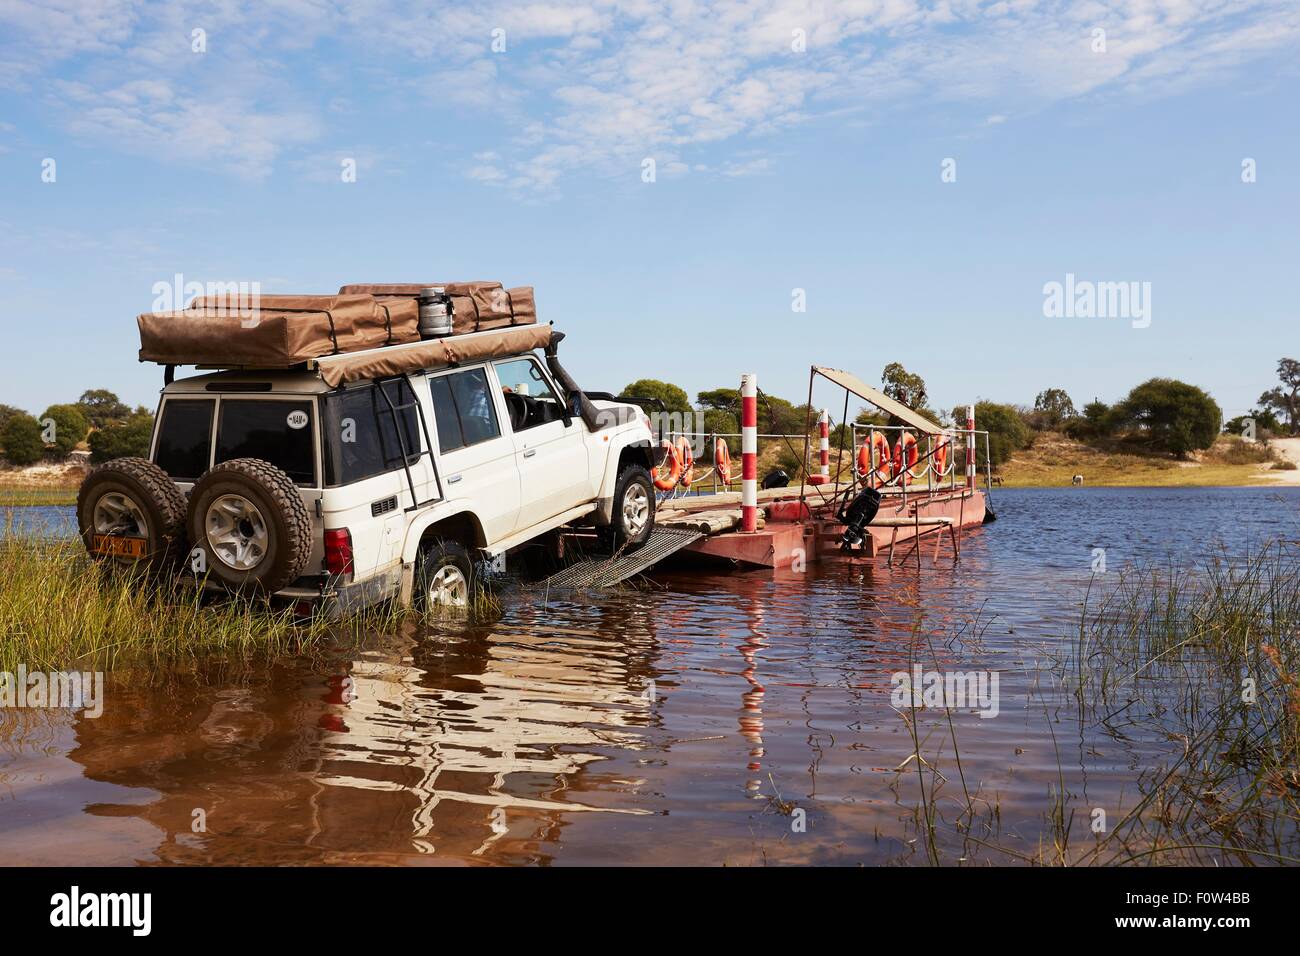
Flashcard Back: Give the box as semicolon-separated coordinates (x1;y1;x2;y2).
522;449;537;458
447;474;463;484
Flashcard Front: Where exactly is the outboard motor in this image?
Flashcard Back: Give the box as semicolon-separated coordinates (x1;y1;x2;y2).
838;486;882;551
761;469;790;490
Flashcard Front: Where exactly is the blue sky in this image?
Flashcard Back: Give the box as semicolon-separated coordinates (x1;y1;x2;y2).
1;0;1297;423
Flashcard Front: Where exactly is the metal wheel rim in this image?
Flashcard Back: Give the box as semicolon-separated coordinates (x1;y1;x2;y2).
623;482;650;536
206;493;269;571
92;491;146;537
427;564;469;607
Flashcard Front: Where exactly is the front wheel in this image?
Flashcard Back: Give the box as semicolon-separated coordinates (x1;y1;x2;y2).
602;464;655;552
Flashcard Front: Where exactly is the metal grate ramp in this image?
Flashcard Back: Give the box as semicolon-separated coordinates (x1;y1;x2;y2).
541;526;704;590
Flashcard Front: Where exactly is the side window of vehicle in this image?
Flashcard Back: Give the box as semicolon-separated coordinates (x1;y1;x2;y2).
494;358;566;432
322;379;421;486
154;399;214;481
216;400;316;486
428;367;501;453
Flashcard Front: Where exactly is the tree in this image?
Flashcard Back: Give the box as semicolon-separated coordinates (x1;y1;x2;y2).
881;362;927;409
1;414;45;466
1032;388;1076;429
88;408;154;463
1110;378;1221;458
0;404;24;434
620;378;691;415
1224;409;1281;437
879;362;940;426
39;403;89;456
77;389;132;429
697;388;739;415
757;393;809;435
973;401;1032;468
1258;358;1300;434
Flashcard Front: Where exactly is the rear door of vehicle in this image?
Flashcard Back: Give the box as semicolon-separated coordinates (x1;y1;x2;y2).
321;378;429;580
490;356;590;529
426;364;521;542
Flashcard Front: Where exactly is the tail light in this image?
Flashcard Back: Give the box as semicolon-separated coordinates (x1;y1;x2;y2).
324;528;354;576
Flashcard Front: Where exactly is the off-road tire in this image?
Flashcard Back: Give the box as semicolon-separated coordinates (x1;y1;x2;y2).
187;458;313;595
601;463;655;552
76;457;188;570
415;538;479;611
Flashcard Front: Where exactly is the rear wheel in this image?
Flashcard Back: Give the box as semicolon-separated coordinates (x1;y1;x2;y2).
415;538;478;611
601;464;655;552
76;457;188;570
187;458;313;594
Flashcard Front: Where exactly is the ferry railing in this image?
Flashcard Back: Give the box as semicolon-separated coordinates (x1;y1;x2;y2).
849;423;993;510
660;430;816;497
656;424;994;505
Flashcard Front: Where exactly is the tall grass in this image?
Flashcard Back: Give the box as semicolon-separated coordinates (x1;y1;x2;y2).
891;541;1300;865
0;530;436;675
1061;542;1300;864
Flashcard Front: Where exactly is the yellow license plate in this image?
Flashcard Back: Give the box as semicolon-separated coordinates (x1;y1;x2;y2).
92;534;148;559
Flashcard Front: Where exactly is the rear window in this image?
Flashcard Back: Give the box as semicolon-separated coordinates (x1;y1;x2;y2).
154;399;214;481
215;400;316;485
322;379;422;486
429;368;501;453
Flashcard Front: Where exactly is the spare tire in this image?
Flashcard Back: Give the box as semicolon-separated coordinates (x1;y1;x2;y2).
187;458;313;594
77;457;188;570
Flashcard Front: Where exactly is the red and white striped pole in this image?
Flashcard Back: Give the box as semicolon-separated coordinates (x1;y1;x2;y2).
741;373;758;532
965;403;976;490
811;408;832;486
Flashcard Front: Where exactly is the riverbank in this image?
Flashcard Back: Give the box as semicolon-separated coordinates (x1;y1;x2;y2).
996;432;1299;488
0;460;84;505
3;436;1298;504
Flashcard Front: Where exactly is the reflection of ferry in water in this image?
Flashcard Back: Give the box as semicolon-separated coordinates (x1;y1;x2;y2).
64;601;665;864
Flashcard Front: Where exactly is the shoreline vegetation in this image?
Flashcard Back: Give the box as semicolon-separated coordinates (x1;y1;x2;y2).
1;432;1298;509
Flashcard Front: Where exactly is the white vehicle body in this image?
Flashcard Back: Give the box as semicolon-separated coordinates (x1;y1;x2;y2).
147;347;656;613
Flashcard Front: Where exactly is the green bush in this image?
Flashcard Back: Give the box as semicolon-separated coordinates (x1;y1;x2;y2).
88;410;154;463
1110;378;1221;458
974;401;1032;468
1;414;45;466
39;403;89;456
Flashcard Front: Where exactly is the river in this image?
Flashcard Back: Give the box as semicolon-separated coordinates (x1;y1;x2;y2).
1;487;1297;865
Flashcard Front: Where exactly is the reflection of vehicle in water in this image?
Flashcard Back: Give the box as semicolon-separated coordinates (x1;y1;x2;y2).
315;626;653;858
63;601;662;864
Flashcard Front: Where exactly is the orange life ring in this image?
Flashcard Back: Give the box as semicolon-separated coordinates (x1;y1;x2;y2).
870;431;893;487
714;438;732;484
654;439;682;491
674;435;695;488
934;434;950;476
893;433;919;485
855;443;870;476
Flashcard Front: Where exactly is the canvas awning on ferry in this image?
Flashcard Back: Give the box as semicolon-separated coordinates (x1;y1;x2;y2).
813;366;942;435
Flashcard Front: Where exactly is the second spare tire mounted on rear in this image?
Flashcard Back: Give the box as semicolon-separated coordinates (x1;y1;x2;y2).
187;458;313;594
76;457;188;569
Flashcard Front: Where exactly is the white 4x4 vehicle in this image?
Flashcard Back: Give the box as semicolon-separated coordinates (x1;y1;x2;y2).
77;338;660;612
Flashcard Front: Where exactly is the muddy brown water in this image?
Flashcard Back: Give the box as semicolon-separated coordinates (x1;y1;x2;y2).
1;488;1298;865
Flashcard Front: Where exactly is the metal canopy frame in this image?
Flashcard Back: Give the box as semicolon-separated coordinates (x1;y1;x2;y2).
798;365;955;517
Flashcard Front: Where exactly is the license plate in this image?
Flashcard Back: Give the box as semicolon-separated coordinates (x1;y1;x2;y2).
91;534;148;559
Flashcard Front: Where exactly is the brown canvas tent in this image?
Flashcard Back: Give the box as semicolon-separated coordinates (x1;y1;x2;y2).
338;282;536;335
137;282;537;370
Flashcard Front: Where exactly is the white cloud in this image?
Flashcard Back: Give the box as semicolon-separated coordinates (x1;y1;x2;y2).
2;0;1296;188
